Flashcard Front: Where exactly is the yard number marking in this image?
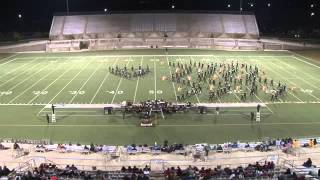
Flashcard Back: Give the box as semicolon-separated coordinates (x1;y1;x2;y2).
149;90;163;94
32;91;48;95
106;90;124;94
301;89;313;93
69;91;85;95
0;91;12;95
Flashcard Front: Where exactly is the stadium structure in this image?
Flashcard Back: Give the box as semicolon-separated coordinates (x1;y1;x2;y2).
1;10;320;180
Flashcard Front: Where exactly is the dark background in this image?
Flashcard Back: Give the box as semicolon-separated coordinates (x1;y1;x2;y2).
0;0;319;39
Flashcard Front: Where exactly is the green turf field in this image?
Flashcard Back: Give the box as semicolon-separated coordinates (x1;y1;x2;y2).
0;49;320;145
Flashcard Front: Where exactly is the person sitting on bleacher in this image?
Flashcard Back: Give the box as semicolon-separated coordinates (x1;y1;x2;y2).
13;142;20;150
303;158;313;168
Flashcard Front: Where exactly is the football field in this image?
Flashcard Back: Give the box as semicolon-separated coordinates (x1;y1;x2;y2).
0;49;320;144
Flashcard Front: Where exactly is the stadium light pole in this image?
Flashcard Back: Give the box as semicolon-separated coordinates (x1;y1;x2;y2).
66;0;70;15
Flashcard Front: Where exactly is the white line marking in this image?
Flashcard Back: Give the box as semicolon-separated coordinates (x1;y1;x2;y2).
110;61;130;103
37;59;91;115
207;57;222;103
274;57;320;90
166;55;178;102
0;54;19;66
153;56;157;100
68;61;101;104
266;58;317;101
133;57;143;103
289;52;320;69
27;60;76;104
15;55;294;59
0;57;39;80
8;63;62;104
244;85;274;113
179;56;200;103
90;58;119;104
253;57;304;103
1;63;50;98
4;121;320;127
0;60;42;88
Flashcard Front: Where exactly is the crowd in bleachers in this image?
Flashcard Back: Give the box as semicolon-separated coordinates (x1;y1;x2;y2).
162;161;313;180
10;163;151;180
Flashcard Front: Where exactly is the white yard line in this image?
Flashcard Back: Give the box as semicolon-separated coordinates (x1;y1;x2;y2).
0;60;42;88
133;57;143;103
27;60;76;104
267;58;320;101
289;52;320;70
37;59;91;115
0;54;19;66
68;61;101;104
153;57;157;100
178;56;200;103
0;57;39;80
274;58;320;90
1;100;320;107
165;55;178;102
1;63;50;99
289;56;320;83
5;121;320;127
253;58;304;103
90;58;119;104
110;61;130;104
15;55;293;59
8;63;62;104
244;86;274;113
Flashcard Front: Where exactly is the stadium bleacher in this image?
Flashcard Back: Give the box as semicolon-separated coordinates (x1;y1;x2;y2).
47;12;261;52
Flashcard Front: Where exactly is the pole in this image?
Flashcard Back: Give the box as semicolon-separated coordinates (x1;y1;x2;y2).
66;0;69;15
240;0;243;12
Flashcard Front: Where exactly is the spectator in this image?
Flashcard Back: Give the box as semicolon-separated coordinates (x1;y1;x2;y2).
13;142;20;150
303;158;313;168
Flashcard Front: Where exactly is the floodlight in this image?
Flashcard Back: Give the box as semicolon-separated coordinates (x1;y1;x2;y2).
104;8;108;12
227;4;231;8
311;12;315;16
171;5;175;9
267;3;271;7
18;14;22;19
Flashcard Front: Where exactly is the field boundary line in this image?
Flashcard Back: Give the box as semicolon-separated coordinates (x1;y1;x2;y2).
133;57;143;103
27;59;76;104
253;57;304;103
267;58;320;101
274;57;320;90
8;63;63;104
278;57;320;84
0;59;42;88
4;121;320;127
110;61;130;104
90;57;119;104
0;100;319;107
0;57;40;80
37;59;91;115
153;56;157;100
0;54;19;66
68;59;101;104
166;54;178;102
289;52;320;69
1;62;50;98
15;55;294;59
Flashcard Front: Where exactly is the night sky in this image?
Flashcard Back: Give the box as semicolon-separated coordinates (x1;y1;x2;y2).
0;0;319;35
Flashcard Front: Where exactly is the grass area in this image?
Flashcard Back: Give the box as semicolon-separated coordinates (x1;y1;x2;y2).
0;49;320;145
